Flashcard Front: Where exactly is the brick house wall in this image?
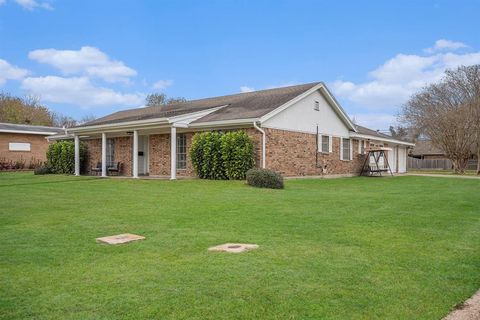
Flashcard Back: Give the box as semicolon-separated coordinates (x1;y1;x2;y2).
83;136;132;175
0;132;50;166
263;128;365;176
81;127;366;177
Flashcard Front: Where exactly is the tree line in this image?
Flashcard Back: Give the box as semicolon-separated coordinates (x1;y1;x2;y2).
0;92;186;128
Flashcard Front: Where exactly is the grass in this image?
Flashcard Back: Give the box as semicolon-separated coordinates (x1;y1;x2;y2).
409;169;478;176
0;172;479;320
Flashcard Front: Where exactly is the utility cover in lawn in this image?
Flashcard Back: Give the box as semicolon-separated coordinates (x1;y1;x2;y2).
96;233;145;245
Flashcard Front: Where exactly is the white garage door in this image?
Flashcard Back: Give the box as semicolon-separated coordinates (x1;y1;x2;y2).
398;146;407;173
387;147;397;173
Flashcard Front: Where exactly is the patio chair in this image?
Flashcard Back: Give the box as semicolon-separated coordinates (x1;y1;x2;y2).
91;162;102;176
107;162;121;176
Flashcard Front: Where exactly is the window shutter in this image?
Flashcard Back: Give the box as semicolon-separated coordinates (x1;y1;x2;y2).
340;138;343;160
358;140;362;154
350;139;353;160
329;136;332;153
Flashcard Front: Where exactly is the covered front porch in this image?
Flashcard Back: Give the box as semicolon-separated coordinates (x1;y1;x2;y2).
73;125;190;180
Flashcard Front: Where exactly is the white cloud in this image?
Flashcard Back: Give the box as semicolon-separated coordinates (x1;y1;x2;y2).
0;0;6;6
240;86;254;93
15;0;53;10
0;59;29;85
331;42;480;111
424;39;468;53
21;76;144;108
152;79;173;90
28;46;137;83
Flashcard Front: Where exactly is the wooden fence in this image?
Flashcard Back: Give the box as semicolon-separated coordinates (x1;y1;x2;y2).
408;157;478;170
407;157;452;170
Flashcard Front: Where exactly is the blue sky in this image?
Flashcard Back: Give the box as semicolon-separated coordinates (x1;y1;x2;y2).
1;0;479;129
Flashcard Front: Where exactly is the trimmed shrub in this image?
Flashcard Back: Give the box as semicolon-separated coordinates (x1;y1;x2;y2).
46;141;87;174
34;165;52;175
190;130;255;180
221;131;255;180
190;132;226;179
246;168;284;189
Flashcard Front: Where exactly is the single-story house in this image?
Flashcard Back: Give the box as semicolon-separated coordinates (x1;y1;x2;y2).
0;122;65;168
409;139;446;160
67;82;414;178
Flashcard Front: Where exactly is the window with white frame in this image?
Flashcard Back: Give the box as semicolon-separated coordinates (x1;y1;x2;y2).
320;135;330;153
9;142;31;151
176;134;187;169
341;138;351;160
359;140;365;155
106;138;115;167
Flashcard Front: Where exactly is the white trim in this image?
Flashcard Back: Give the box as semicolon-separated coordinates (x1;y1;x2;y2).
67;117;170;133
259;83;357;131
8;142;31;151
349;139;353;160
101;133;107;177
74;135;80;176
340;138;343;160
170;126;176;180
188;118;258;128
132;130;139;178
349;132;415;146
1;129;61;135
329;136;333;153
253;121;266;168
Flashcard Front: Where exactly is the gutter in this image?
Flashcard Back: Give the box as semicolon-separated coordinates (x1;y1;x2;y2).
253;121;266;169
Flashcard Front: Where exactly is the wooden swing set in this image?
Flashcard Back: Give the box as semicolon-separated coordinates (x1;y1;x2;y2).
361;147;394;177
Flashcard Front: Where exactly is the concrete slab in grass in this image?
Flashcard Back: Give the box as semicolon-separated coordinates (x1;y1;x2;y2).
96;233;145;245
208;243;259;253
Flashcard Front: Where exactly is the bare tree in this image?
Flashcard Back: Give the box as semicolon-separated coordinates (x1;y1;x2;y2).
145;93;186;107
445;65;480;174
402;65;479;174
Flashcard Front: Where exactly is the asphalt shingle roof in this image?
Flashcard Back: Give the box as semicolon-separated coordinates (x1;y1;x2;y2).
0;122;65;134
79;82;321;127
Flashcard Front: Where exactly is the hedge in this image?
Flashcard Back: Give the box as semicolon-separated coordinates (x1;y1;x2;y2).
246;168;284;189
46;140;87;174
190;130;255;180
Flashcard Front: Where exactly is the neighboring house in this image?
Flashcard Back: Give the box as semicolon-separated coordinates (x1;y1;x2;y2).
67;82;414;178
409;139;446;160
0;122;65;167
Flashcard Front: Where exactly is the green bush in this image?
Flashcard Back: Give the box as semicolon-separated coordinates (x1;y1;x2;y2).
246;168;284;189
34;165;52;175
190;130;255;180
46;141;87;174
221;131;255;180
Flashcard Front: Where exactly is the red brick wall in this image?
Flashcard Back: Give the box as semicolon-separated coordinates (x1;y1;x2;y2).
149;132;195;177
263;128;366;176
0;132;50;166
81;128;366;177
83;136;132;175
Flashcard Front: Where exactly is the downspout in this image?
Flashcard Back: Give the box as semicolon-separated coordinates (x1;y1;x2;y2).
253;121;266;168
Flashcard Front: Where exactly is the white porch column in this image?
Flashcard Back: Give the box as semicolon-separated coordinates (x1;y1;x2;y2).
132;130;139;178
170;126;177;180
101;132;107;177
74;135;80;176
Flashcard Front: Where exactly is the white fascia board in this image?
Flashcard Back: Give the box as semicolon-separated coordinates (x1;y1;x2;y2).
350;132;415;146
188;118;258;129
0;129;60;135
67;117;170;134
259;82;357;131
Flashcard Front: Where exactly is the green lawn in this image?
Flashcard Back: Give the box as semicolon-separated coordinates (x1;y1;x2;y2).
1;173;479;320
409;169;478;176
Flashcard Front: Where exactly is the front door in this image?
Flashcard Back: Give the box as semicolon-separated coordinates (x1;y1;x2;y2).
137;135;149;175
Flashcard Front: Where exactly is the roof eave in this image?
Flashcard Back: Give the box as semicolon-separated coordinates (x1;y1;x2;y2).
349;132;415;146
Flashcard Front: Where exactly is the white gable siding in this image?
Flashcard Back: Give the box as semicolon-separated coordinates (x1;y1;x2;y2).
262;90;350;137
